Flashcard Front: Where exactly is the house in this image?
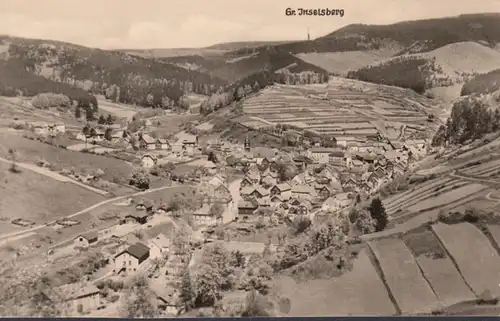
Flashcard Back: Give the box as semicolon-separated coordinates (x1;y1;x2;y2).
135;199;154;212
150;283;183;316
291;184;317;200
246;170;261;184
74;232;98;248
156;138;171;150
322;193;352;212
270;183;292;199
260;168;278;185
203;161;217;174
261;175;276;187
139;134;157;150
141;154;157;169
308;148;338;164
156;204;170;215
361;180;373;192
240;186;256;200
310;136;322;147
148;233;171;260
209;175;225;187
29;122;49;135
373;166;386;179
317;185;335;199
329;149;345;165
43;283;100;314
91;129;105;143
343;176;358;191
238;200;258;216
251;187;269;199
48;123;66;135
293;155;312;169
174;132;199;155
256;198;271;208
292;172;315;185
125;212;149;225
193;203;217;226
240;176;254;188
255;157;271;168
114;242;150;273
368;172;380;185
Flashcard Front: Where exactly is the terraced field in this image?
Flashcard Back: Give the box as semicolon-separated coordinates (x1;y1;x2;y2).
368;238;439;315
432;223;500;297
404;229;476;308
460;158;500;179
240;77;437;141
383;177;488;222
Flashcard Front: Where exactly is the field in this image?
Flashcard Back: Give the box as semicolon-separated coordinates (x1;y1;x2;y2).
404;229;476;307
0;162;106;232
383;176;489;223
97;99;142;120
273;248;396;316
295;51;387;76
0;132;135;183
368;238;438;315
432;223;500;297
240;77;438;142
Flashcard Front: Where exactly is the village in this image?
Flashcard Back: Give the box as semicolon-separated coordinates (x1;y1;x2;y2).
0;102;434;317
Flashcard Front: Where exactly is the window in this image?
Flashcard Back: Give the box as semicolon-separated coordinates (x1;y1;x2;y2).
79;237;83;242
129;260;131;266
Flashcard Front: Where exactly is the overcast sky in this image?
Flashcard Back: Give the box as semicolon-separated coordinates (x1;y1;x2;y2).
0;0;499;49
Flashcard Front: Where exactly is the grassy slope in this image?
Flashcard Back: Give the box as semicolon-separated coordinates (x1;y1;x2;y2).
0;162;105;224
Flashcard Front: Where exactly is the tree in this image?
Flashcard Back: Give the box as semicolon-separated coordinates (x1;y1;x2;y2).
179;268;195;312
106;114;114;125
85;108;94;121
74;107;81;119
82;125;91;137
120;275;158;318
98;115;106;125
241;290;271;316
8;148;19;173
104;128;113;141
353;209;376;235
193;243;233;307
230;251;246;268
207;151;218;163
129;168;150;190
209;202;225;223
172;226;190;255
369;197;388;232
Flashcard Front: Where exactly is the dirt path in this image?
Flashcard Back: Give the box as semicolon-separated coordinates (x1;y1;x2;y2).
0;183;187;243
0;156;109;196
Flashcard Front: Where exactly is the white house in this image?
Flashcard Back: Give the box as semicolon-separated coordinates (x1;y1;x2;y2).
322;193;352;212
139;134;157;150
156;139;171;150
192;203;217;226
141;154;157;168
148;233;171;260
73;232;98;248
114;242;150;274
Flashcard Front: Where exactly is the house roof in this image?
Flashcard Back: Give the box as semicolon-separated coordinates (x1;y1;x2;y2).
204;161;217;169
150;233;170;249
291;185;315;194
257;198;271;206
117;242;150;260
238;200;258;209
127;212;149;219
241;186;256;195
47;283;100;302
255;187;270;197
246;170;260;181
149;282;181;306
273;183;291;192
175;132;198;144
77;231;98;241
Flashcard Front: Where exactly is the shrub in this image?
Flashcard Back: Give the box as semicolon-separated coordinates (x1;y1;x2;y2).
32;93;71;109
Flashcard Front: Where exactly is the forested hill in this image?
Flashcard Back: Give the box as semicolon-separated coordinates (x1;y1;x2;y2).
0;36;228;109
228;13;500;56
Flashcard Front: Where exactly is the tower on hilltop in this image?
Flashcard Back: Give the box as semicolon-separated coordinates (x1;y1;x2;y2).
244;135;251;151
307;27;310;41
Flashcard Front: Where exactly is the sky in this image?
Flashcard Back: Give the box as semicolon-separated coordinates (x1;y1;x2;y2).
0;0;499;49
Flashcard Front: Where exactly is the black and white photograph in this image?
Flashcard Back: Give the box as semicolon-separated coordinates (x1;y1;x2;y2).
0;0;500;317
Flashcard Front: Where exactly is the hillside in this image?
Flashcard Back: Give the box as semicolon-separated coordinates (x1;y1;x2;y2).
208;76;440;146
205;41;295;51
461;68;500;96
346;42;500;95
231;13;500;57
0;36;227;108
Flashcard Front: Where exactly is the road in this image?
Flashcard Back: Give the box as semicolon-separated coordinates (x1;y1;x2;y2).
0;183;187;243
224;178;242;224
0;156;109;196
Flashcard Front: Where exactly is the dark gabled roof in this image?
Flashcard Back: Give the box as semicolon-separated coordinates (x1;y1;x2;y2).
127;212;149;219
117;242;150;260
78;231;98;241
